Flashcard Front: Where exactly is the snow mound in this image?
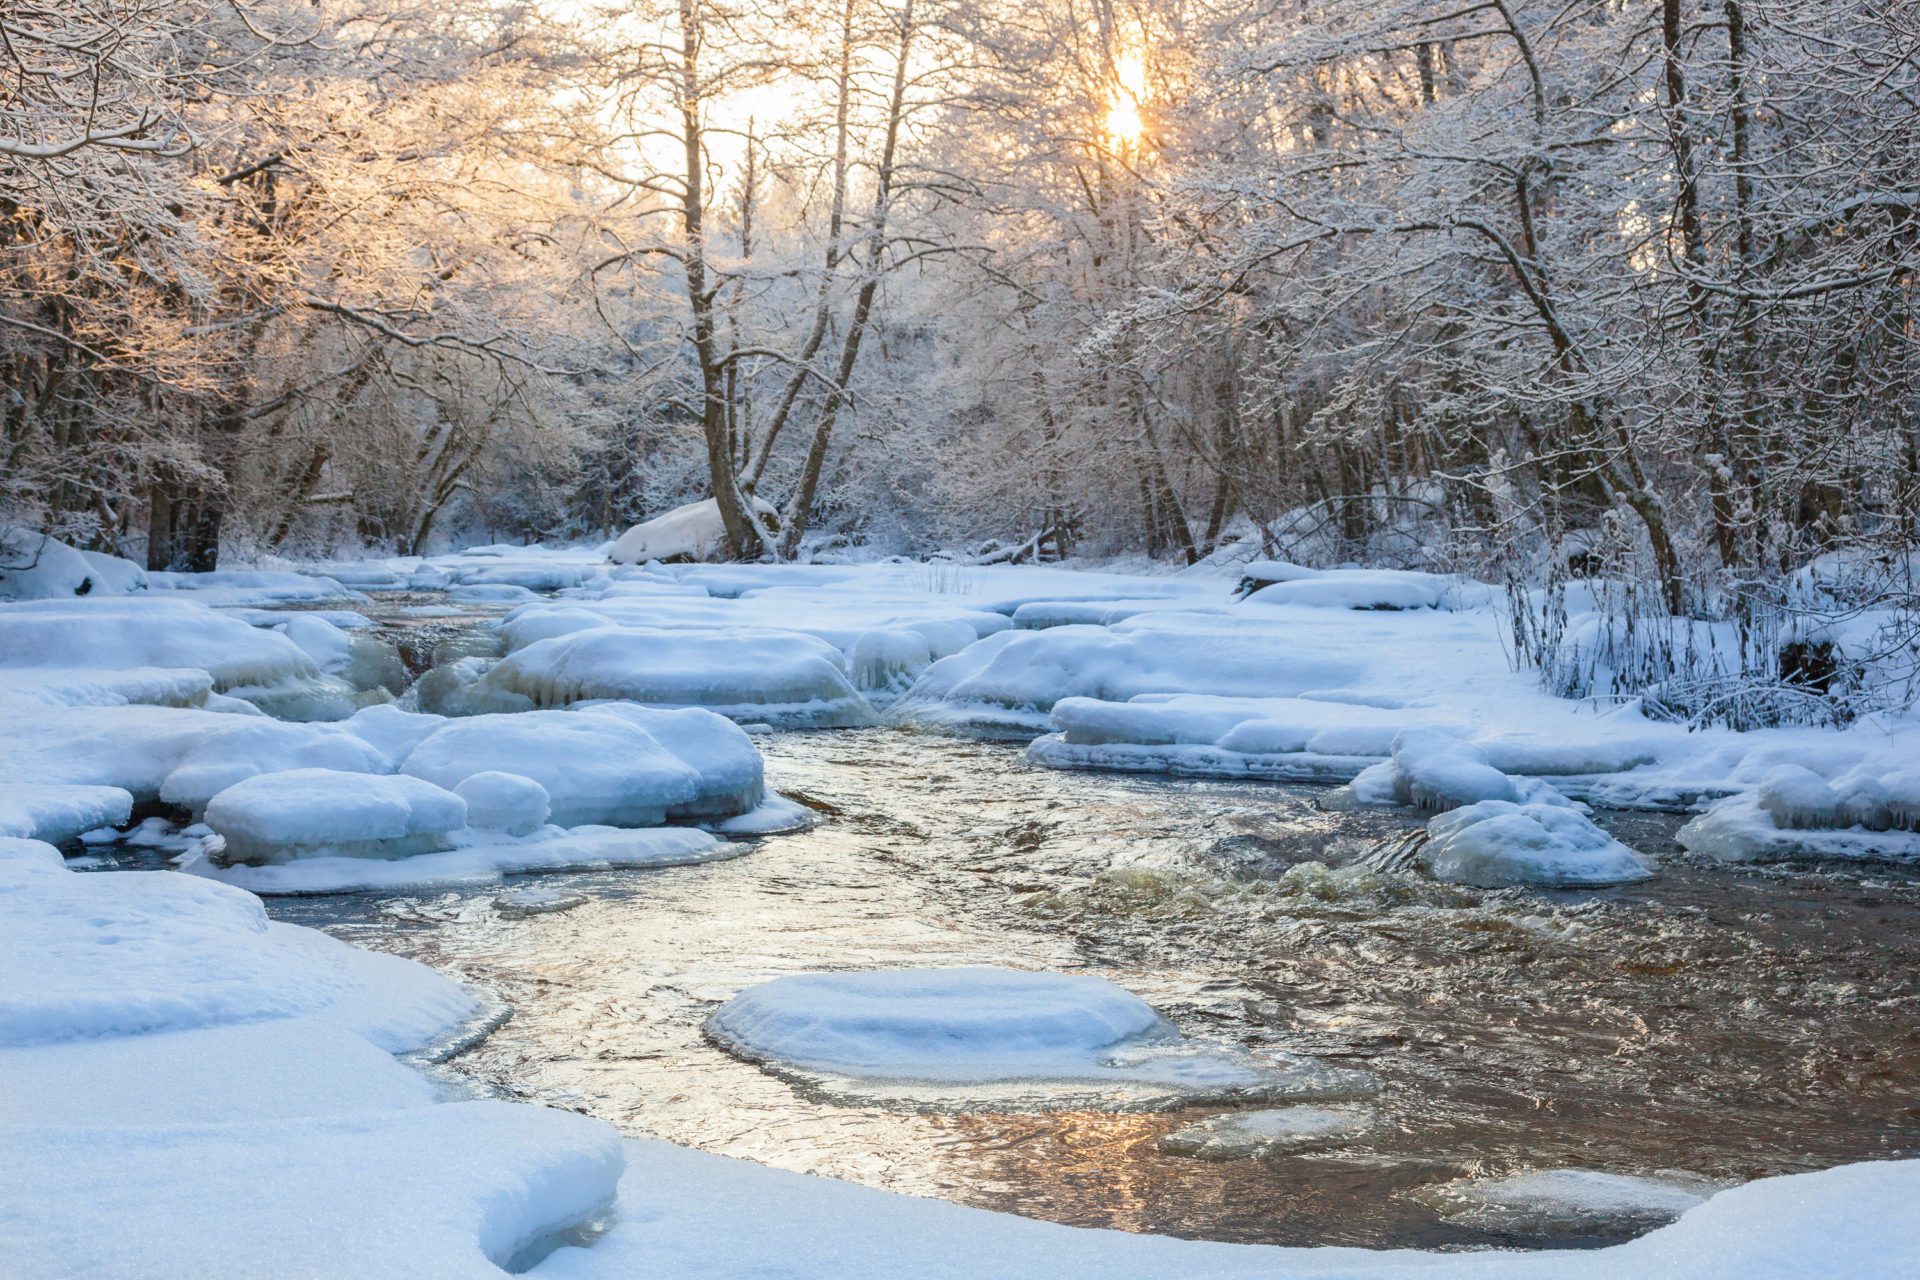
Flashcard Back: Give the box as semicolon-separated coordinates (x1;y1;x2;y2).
0;782;133;843
456;772;551;836
204;769;468;865
707;967;1374;1110
608;496;778;565
461;627;876;727
400;710;703;827
1417;1167;1724;1235
0;836;65;868
0;528;144;600
1158;1105;1374;1160
1246;573;1442;611
580;704;764;817
1425;801;1654;888
147;568;361;607
340;704;448;768
1677;761;1920;863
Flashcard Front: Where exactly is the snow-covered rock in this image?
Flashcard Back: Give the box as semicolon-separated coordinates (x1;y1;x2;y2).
607;496;778;565
339;704;448;769
0;782;133;844
399;710;703;827
204;769;468;865
0;529;144;600
159;720;392;815
454;772;551;836
1424;801;1654;888
0;597;321;692
580;704;764;817
451;627;876;728
1158;1105;1374;1160
1387;729;1522;812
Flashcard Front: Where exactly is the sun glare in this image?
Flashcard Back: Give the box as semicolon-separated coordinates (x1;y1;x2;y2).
1104;48;1148;147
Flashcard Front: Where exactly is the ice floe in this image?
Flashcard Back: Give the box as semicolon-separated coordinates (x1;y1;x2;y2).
1158;1105;1375;1160
1416;1168;1726;1236
706;967;1374;1110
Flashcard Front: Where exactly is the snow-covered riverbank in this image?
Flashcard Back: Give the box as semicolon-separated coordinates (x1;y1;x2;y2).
4;537;1918;1275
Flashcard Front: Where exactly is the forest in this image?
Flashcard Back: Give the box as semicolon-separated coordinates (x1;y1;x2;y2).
7;0;1914;590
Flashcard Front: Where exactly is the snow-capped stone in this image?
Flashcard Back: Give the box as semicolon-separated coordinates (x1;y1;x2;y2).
1158;1106;1374;1160
204;768;468;865
0;529;144;601
1424;801;1653;887
1755;764;1841;830
577;704;763;818
607;496;779;565
454;772;550;836
0;837;64;868
1389;729;1520;812
0;782;133;844
464;627;876;728
0;597;320;692
339;704;448;769
159;721;392;815
400;710;701;827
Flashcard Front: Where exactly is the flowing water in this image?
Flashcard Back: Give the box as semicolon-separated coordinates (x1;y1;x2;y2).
251;725;1920;1252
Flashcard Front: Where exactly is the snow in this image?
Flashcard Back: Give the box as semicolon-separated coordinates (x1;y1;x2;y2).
1159;1106;1375;1160
706;967;1374;1107
607;495;779;564
0;596;321;691
456;771;552;835
147;567;364;606
539;1139;1920;1280
340;703;448;767
399;710;705;827
1424;801;1655;888
0;860;473;1048
203;768;469;865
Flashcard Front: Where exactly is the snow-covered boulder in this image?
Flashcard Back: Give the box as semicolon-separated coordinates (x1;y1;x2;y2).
274;614;408;696
454;627;876;728
1158;1105;1374;1160
579;704;764;817
706;967;1375;1108
607;496;778;565
0;782;133;844
399;710;702;827
0;529;144;601
0;597;320;692
339;705;447;769
1245;573;1442;611
1755;764;1842;830
453;772;550;836
1425;800;1653;888
1384;729;1521;812
204;769;467;865
0;836;65;868
158;721;392;816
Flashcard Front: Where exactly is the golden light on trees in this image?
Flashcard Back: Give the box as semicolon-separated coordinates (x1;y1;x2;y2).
1104;48;1147;146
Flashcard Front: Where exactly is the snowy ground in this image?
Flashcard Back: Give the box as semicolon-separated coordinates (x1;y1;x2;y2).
3;532;1918;1275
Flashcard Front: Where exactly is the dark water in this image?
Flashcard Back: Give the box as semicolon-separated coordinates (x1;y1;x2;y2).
256;727;1920;1252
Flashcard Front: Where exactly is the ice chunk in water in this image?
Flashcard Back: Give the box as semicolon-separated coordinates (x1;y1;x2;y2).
1158;1105;1374;1160
706;967;1375;1110
1425;801;1654;887
204;768;467;865
494;886;589;918
400;710;701;827
455;772;551;836
1417;1167;1724;1235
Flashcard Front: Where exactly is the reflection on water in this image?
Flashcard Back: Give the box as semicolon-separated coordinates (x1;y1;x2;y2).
269;727;1920;1251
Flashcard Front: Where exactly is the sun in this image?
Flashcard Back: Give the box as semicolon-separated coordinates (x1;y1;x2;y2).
1104;49;1148;147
